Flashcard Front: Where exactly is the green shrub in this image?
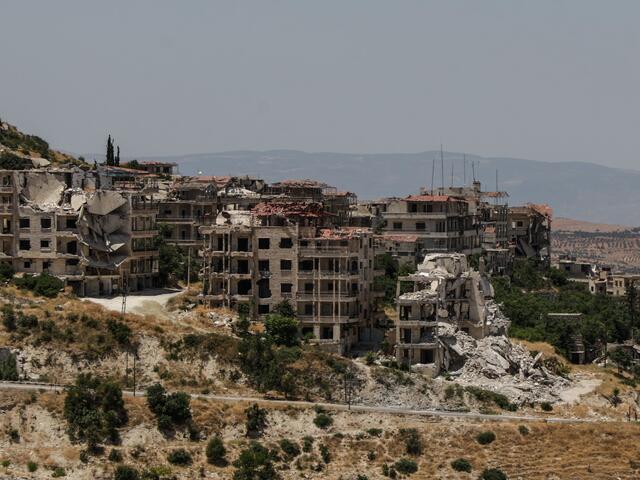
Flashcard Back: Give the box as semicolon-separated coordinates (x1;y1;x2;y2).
465;386;517;411
394;458;418;474
52;466;66;477
313;412;333;429
541;402;553;412
264;314;299;347
1;305;16;332
476;431;496;445
145;383;192;431
206;436;226;465
367;428;383;437
319;444;330;464
302;435;314;452
108;449;123;462
245;404;268;437
279;438;300;459
233;441;278;480
15;274;64;297
1;460;9;467
107;319;132;346
480;468;508;480
0;351;18;381
27;461;37;472
114;465;139;480
451;458;472;472
518;425;529;436
0;262;14;280
167;448;192;466
399;428;422;455
64;374;128;450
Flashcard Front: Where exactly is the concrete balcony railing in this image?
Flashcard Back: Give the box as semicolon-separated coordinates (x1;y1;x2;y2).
296;292;357;301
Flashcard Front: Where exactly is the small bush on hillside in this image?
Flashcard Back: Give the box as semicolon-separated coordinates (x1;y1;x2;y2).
367;427;383;437
476;431;496;445
302;435;314;452
0;351;18;381
145;383;192;431
245;404;268;437
52;467;66;477
232;441;278;480
279;438;300;459
206;436;226;465
541;402;553;412
114;465;139;480
518;425;529;436
27;461;37;472
0;262;14;281
313;412;333;429
393;458;418;475
1;460;10;467
1;305;16;331
319;444;331;464
480;468;508;480
108;449;123;462
451;458;472;472
15;273;64;297
399;428;422;455
465;386;517;411
167;448;192;466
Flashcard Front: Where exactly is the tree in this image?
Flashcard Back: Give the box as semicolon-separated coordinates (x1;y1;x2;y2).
0;351;18;380
264;314;299;347
146;383;167;415
64;374;127;450
206;436;227;466
1;305;16;332
233;442;278;480
626;280;638;338
245;404;268;437
272;300;295;318
609;347;633;374
106;135;114;166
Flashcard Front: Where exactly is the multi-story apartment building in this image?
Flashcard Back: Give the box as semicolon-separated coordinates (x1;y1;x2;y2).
395;253;493;374
381;194;480;254
200;201;380;353
0;167;160;296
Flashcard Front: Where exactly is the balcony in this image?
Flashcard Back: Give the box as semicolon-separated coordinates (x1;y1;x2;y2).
296;292;357;301
298;314;360;324
131;229;159;238
0;204;13;214
297;270;359;279
299;247;352;258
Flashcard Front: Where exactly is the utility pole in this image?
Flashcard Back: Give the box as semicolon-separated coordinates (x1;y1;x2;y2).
121;272;129;387
430;157;435;194
463;154;466;186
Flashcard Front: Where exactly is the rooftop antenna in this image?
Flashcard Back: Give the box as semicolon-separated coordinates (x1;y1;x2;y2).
430;156;435;194
463;154;466;186
440;144;445;192
451;157;454;187
472;159;476;182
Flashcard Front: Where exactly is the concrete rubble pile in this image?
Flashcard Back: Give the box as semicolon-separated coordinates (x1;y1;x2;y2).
440;323;570;402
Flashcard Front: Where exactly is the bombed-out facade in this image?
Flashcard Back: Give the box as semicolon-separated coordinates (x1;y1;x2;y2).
200;201;382;353
395;253;496;375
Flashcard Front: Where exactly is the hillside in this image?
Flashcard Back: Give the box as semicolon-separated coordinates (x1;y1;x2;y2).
553;217;631;233
0;119;86;168
130;150;640;225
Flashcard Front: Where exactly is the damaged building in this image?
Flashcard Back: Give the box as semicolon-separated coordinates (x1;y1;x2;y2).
200;200;383;354
0;167;159;296
395;253;502;375
508;203;552;267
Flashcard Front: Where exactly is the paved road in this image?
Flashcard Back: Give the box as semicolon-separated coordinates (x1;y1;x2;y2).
0;381;623;425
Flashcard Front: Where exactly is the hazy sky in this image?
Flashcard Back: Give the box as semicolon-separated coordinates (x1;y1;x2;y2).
1;1;639;168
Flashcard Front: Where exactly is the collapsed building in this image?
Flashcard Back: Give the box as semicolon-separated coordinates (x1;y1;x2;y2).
395;253;503;374
0;166;159;296
200;201;383;354
508;203;552;267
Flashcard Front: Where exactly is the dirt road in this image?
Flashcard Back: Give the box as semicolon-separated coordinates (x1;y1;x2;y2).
83;288;183;320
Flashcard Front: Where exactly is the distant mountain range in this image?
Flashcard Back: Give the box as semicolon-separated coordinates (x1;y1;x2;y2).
99;150;639;226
